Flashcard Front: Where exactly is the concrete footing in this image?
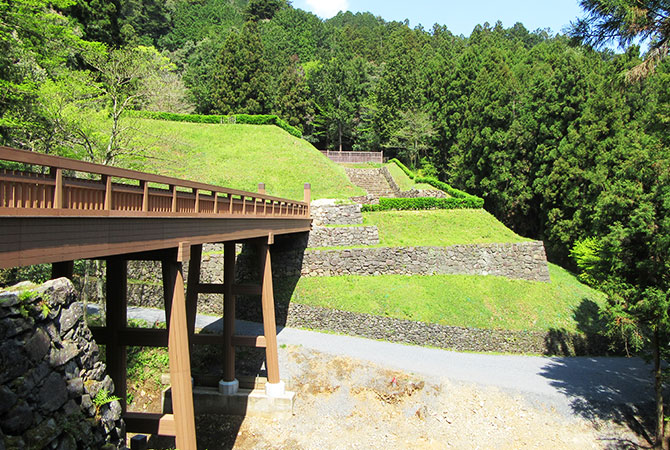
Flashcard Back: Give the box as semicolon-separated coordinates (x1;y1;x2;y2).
163;383;295;418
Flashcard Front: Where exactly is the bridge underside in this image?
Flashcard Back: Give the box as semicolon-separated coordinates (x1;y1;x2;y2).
0;215;310;269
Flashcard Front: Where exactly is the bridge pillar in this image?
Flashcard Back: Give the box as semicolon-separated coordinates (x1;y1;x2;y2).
259;236;284;396
221;241;238;392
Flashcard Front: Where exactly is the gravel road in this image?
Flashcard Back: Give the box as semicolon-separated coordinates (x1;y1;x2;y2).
96;305;655;421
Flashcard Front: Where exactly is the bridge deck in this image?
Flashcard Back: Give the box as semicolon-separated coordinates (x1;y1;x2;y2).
0;146;311;268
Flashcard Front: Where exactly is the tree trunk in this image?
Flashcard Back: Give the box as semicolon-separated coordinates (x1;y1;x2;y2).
653;329;666;448
338;122;342;152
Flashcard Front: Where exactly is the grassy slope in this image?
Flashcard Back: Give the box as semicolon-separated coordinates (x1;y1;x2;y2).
362;209;528;247
385;162;434;191
284;264;604;333
135;119;364;200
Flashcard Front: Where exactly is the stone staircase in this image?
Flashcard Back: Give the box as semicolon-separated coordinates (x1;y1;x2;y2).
344;168;398;198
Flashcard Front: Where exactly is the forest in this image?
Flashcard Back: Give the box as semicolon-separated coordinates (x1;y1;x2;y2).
1;0;669;443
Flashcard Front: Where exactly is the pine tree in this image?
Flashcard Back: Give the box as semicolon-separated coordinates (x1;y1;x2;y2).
211;22;271;115
274;54;313;131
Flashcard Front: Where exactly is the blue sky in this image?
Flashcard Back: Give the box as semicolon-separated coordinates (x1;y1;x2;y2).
292;0;585;37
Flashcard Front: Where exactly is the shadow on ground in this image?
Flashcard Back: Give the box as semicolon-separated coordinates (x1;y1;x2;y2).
541;299;660;447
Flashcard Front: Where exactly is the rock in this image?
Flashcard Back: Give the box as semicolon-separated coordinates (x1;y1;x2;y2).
66;377;84;398
0;400;33;434
24;328;51;362
39;372;68;413
0;385;17;416
0;341;29;384
49;341;79;367
0;316;34;339
0;291;20;308
80;395;95;417
24;418;58;449
56;432;77;450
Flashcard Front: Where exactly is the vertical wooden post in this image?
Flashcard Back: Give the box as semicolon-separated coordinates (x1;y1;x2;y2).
103;175;112;211
54;168;63;209
304;183;311;216
193;189;199;213
51;261;74;280
223;241;236;383
165;243;197;450
213;193;219;214
259;238;280;385
141;181;149;212
170;185;177;213
257;183;265;195
162;256;175;327
185;244;202;340
106;258;128;413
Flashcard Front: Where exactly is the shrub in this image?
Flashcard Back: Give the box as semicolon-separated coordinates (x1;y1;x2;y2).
127;111;302;137
386;159;484;208
362;196;482;211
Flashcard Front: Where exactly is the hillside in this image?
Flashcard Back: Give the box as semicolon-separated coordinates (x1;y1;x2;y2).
134;118;364;200
128;118;604;341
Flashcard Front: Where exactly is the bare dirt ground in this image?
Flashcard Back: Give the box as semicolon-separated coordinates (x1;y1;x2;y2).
145;344;644;450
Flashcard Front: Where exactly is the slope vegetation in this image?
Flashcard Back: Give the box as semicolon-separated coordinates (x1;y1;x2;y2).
135;118;364;200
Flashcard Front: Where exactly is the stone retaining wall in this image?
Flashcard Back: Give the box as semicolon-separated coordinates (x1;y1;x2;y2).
261;303;609;356
307;226;379;248
310;200;362;226
0;279;123;449
397;188;447;198
269;241;551;282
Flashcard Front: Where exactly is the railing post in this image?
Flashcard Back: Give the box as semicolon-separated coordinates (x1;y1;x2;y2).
170;185;177;213
53;168;63;209
213;192;219;214
257;183;265;195
304;183;311;216
103;175;112;211
141;181;149;212
193;188;199;213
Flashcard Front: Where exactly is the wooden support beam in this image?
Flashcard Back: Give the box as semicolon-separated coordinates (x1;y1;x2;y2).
223;241;236;382
259;240;280;384
231;335;267;348
106;258;128;413
51;260;74;279
165;242;197;450
124;412;176;436
185;244;202;340
53;168;63;209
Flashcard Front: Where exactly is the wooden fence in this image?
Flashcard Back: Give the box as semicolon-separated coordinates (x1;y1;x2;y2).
320;150;384;164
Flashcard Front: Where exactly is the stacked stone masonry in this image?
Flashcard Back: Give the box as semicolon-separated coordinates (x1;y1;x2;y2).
272;241;551;282
344;168;398;197
307;226;379;248
310;200;362;226
0;278;123;449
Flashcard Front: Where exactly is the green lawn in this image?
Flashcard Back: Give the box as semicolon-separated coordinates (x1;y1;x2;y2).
281;264;604;333
134;119;364;200
362;209;529;247
385;162;434;191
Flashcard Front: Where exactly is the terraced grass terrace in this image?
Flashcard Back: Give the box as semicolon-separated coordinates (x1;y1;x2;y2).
361;209;529;247
280;264;604;333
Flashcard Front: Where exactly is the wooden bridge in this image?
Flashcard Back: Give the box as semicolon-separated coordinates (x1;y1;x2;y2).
0;146;313;449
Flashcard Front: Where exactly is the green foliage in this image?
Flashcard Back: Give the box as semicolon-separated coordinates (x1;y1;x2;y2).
362;195;483;212
128;110;301;137
244;0;286;22
212;22;272;115
389;158;415;179
92;388;121;415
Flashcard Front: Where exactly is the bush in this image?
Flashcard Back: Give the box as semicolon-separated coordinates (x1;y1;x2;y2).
127;110;302;137
386;159;484;208
362;196;483;211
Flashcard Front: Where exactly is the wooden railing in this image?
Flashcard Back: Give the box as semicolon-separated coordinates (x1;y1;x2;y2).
0;146;310;218
320;150;384;164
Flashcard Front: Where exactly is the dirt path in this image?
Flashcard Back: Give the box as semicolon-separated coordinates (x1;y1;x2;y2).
185;345;642;450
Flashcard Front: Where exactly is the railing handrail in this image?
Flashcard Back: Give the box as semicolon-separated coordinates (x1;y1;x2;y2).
0;146;305;205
